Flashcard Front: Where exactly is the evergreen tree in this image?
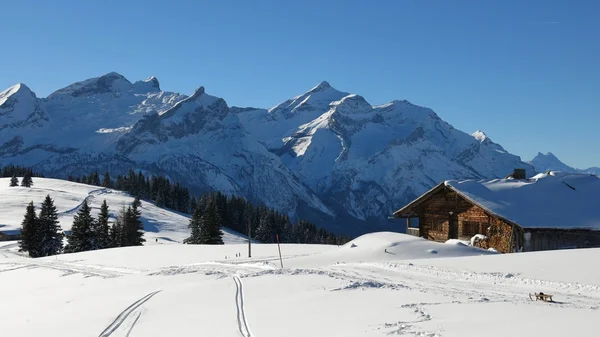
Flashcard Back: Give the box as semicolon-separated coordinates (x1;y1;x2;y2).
109;206;127;247
18;201;41;257
256;209;275;243
90;171;101;186
9;174;18;187
189;196;198;214
199;199;224;244
102;171;112;188
122;201;145;246
37;195;63;256
65;200;96;253
183;204;203;244
96;200;111;249
20;172;33;187
133;196;142;209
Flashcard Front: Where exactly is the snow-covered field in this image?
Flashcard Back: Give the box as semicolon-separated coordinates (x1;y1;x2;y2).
1;178;597;336
0;177;247;244
0;230;598;337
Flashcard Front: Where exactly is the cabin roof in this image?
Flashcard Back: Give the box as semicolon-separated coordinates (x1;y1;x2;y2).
394;171;600;230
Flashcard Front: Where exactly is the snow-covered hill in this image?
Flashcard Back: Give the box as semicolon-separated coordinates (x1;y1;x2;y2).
1;73;538;235
0;177;247;244
0;231;598;337
529;152;600;175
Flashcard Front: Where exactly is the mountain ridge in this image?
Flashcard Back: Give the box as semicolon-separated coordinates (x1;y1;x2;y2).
529;152;600;175
1;72;546;235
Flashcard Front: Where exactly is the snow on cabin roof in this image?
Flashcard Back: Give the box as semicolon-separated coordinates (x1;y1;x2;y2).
444;171;600;230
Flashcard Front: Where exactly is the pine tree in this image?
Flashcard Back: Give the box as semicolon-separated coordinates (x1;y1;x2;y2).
65;200;96;253
101;172;111;188
20;172;33;187
184;204;203;244
18;201;41;257
199;199;224;245
37;195;63;256
109;206;127;247
189;196;198;214
96;200;111;249
133;196;142;209
9;174;18;187
122;201;145;246
256;209;275;243
90;171;101;186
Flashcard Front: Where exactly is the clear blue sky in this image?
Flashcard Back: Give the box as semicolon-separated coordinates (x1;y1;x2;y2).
1;0;598;168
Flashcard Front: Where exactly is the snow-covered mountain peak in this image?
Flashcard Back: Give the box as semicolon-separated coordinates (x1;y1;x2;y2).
0;83;47;130
309;80;332;93
330;94;373;115
48;72;133;99
0;83;36;107
472;130;488;143
133;76;161;93
188;86;206;100
268;82;348;118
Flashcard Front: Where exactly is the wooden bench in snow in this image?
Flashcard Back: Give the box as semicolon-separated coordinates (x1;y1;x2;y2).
529;292;553;302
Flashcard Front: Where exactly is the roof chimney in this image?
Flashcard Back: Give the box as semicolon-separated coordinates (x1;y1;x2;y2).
513;168;526;180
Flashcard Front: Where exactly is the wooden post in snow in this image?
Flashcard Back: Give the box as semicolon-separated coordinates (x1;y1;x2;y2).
276;234;283;268
248;220;252;258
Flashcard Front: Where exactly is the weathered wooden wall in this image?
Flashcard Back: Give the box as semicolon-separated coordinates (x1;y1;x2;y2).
524;229;600;252
414;187;600;253
0;232;20;241
418;187;514;253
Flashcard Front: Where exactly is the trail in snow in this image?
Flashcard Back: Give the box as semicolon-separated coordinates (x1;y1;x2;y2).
98;290;161;337
233;275;253;337
60;188;109;215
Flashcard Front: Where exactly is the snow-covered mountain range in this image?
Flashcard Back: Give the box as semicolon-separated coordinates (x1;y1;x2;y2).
529;152;600;175
1;73;543;235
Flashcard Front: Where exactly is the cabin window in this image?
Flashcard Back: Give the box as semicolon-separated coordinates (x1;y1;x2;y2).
462;221;484;236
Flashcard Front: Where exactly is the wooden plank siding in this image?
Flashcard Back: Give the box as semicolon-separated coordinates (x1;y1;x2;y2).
417;187;514;253
524;229;600;252
0;232;20;241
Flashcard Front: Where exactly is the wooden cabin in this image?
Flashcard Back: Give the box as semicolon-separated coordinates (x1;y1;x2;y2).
393;170;600;253
0;230;20;241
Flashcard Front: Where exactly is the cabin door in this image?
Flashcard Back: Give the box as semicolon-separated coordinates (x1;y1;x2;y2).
448;213;458;239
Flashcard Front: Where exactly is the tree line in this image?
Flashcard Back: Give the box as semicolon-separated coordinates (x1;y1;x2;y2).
186;192;352;245
0;165;43;178
70;170;352;245
19;195;145;258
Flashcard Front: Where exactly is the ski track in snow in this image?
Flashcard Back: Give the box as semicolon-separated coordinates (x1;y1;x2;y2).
233;275;253;337
98;290;161;337
60;188;110;215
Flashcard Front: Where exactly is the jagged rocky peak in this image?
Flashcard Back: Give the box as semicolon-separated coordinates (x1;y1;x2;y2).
309;80;332;93
183;85;225;108
0;83;37;107
268;81;348;117
330;94;372;115
472;130;489;143
0;83;47;128
188;86;206;101
48;71;133;99
133;75;161;93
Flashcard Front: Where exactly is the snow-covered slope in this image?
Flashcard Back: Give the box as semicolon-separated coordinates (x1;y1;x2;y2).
0;177;247;244
0;231;598;337
530;152;600;175
1;74;539;235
